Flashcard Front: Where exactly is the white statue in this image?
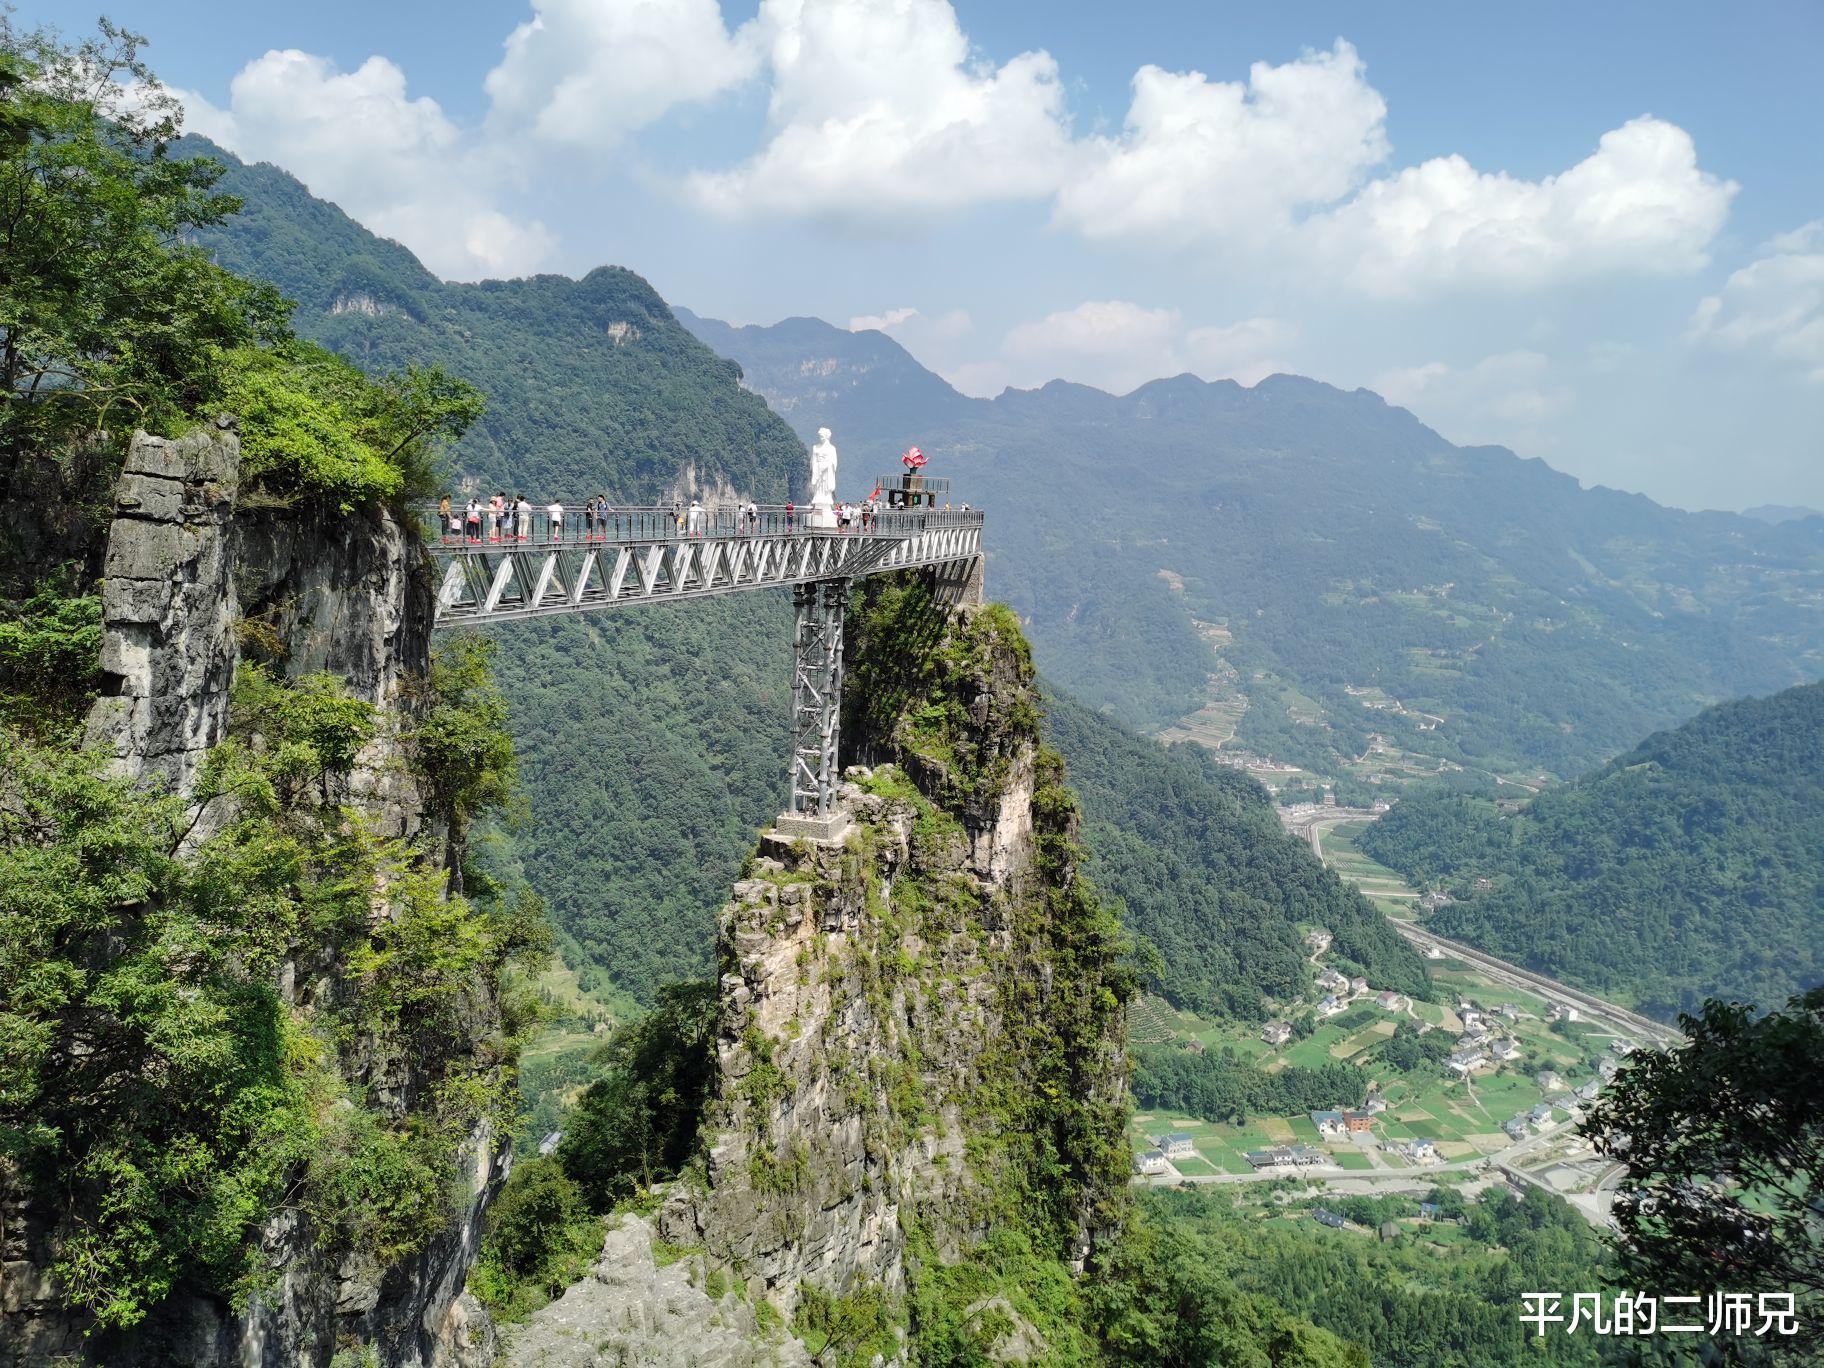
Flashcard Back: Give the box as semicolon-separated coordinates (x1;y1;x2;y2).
808;426;838;529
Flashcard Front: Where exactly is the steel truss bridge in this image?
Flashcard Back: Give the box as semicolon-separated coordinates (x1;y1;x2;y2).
425;502;984;834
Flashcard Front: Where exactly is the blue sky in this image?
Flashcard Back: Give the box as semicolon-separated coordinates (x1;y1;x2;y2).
31;1;1824;511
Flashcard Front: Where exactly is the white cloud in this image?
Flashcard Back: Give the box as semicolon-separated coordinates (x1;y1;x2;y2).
1055;41;1387;246
685;0;1074;220
954;300;1294;396
1689;222;1824;383
179;51;554;280
849;306;919;332
1373;350;1571;446
1310;117;1736;296
483;0;756;148
848;307;973;347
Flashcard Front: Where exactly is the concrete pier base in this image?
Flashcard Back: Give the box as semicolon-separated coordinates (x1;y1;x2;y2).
770;809;854;844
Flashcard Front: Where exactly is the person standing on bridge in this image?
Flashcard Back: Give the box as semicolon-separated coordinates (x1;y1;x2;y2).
515;494;532;542
465;499;482;543
785;501;795;532
547;497;564;543
438;494;453;544
599;495;615;540
488;493;503;542
687;499;706;537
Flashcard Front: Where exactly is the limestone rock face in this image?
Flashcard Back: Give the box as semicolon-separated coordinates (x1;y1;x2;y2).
83;422;243;796
498;1218;806;1368
508;598;1130;1366
4;430;486;1368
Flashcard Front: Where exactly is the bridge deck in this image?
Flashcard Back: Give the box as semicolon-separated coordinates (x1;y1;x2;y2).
426;504;984;626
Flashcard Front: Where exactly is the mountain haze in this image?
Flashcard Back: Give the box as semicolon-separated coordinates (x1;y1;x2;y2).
679;312;1824;789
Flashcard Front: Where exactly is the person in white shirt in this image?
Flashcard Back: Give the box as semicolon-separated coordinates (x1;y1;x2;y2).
547;499;564;542
688;499;705;536
516;495;533;542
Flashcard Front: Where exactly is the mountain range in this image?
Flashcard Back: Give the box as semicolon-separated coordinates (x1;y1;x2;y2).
678;310;1824;795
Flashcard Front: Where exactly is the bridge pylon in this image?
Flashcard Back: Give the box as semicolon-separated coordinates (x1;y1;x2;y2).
778;578;851;840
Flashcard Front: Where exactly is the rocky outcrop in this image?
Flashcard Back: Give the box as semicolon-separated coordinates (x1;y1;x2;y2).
83;421;242;795
500;1217;805;1368
3;429;489;1367
502;595;1131;1366
83;424;431;837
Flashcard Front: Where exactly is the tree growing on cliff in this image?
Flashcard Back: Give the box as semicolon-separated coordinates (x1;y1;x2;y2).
0;15;481;511
409;633;518;894
0;15;286;466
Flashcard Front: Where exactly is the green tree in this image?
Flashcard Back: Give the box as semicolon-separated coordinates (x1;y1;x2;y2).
1585;989;1823;1359
558;981;718;1210
408;633;518;892
0;15;287;465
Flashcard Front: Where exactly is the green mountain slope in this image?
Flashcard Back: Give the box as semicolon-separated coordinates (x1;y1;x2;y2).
1362;681;1824;1018
1046;689;1424;1014
187;142;1418;1019
676;312;1824;789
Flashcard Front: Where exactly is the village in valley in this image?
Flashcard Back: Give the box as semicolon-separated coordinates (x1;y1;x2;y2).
1129;912;1658;1233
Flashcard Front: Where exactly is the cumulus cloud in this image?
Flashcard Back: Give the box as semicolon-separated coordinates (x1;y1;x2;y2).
179;51;554;280
1373;350;1571;446
483;0;756;147
1310;117;1736;296
1055;41;1387;246
952;301;1293;396
685;0;1074;220
1689;222;1824;382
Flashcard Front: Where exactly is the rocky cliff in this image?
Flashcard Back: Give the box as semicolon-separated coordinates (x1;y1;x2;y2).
2;426;501;1367
502;581;1132;1366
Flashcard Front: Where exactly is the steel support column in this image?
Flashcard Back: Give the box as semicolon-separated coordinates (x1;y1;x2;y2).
789;578;847;818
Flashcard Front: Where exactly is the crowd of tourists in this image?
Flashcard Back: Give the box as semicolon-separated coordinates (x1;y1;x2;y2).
433;492;964;544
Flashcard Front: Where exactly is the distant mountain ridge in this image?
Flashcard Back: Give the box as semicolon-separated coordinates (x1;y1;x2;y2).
1742;504;1821;525
676;309;1824;785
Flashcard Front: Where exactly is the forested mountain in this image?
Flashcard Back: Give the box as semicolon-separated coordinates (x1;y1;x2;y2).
678;312;1824;786
1362;681;1824;1018
1046;690;1423;1015
187;142;1421;1020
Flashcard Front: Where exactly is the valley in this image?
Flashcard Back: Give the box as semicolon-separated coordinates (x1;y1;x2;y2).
1125;803;1681;1229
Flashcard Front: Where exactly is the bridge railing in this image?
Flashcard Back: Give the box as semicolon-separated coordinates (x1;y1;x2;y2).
423;502;983;549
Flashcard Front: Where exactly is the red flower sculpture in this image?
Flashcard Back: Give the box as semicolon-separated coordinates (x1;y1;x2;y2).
901;446;927;470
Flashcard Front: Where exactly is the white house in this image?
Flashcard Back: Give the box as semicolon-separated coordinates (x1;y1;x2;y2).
1137;1149;1169;1176
1350;976;1369;994
1318;995;1345;1018
1536;1070;1565;1092
1547;1002;1581;1024
1376;990;1403;1010
1161;1134;1196;1160
1310;1110;1348;1139
1261;1020;1293;1046
1306;929;1333;953
1490;1036;1521;1062
1447;1047;1486;1075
